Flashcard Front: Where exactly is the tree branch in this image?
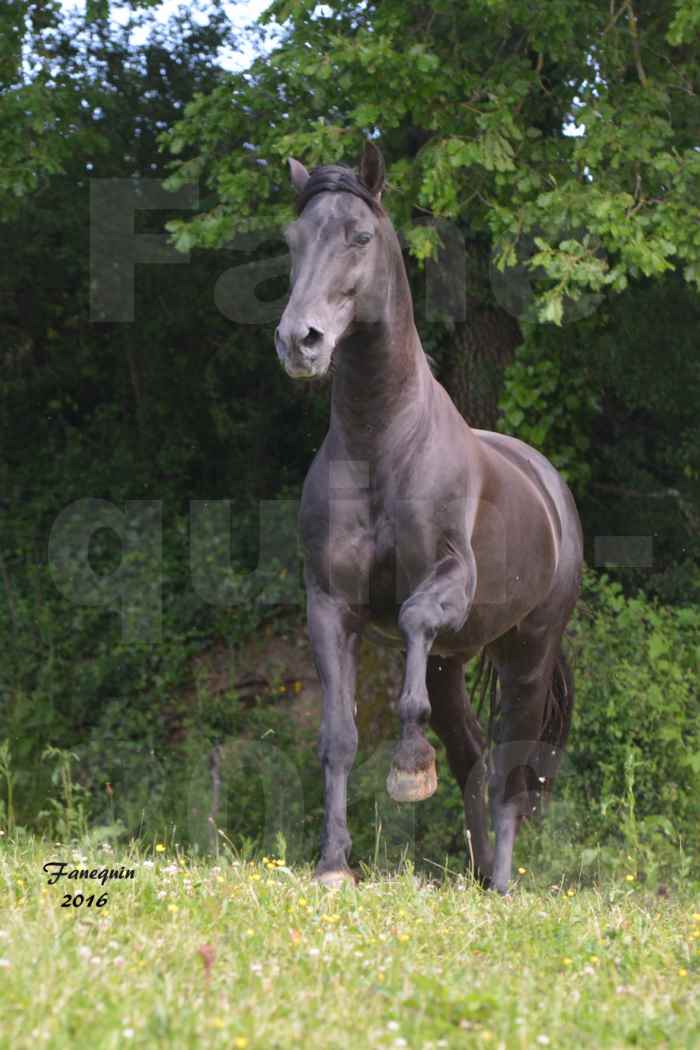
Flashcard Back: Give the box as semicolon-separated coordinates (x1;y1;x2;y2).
625;2;648;87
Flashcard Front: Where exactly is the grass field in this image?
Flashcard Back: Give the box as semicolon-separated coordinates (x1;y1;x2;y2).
1;837;699;1049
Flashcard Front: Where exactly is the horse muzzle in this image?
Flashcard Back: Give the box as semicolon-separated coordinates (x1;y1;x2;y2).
275;323;331;379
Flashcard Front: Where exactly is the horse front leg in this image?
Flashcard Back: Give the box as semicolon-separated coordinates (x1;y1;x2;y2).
307;588;360;888
387;555;475;803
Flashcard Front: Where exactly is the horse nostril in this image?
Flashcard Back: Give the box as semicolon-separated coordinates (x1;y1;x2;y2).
301;326;323;350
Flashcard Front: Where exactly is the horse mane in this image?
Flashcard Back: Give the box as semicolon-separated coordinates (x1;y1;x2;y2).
295;164;385;217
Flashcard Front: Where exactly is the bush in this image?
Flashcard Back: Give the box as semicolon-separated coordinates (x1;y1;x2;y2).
1;555;698;885
558;572;700;877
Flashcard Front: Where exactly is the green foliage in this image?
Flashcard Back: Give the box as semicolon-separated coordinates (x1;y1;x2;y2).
0;488;287;839
564;572;700;865
497;268;700;595
0;0;697;889
0;740;16;836
4;555;698;885
38;745;91;841
0;8;318;840
667;0;700;45
164;0;700;323
498;329;600;491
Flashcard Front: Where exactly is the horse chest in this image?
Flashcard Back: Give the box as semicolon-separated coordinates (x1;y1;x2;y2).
317;498;436;615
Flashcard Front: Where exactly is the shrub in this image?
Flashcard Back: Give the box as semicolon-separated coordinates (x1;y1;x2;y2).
560;572;700;875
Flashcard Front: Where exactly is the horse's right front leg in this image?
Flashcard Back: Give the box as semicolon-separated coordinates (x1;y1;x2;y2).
307;589;360;889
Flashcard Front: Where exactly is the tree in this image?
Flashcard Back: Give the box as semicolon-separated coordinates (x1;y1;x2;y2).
0;1;175;218
0;4;327;513
163;0;700;428
2;1;697;602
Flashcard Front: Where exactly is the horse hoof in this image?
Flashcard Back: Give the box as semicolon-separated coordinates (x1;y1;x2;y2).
386;763;438;802
314;867;356;890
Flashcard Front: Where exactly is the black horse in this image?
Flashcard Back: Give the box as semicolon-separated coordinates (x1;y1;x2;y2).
275;143;583;893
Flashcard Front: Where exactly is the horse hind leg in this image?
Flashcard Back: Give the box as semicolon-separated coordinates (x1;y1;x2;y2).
500;647;575;828
427;656;494;883
487;623;566;895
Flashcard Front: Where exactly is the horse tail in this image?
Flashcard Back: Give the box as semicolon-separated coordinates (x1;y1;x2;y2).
473;648;498;742
537;646;575;804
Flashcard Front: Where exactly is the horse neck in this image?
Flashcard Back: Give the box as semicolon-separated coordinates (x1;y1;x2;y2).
329;232;431;458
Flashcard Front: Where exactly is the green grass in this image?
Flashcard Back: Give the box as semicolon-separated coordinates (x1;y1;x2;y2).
1;836;699;1049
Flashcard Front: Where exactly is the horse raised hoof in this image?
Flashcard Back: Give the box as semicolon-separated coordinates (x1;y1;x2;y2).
314;865;356;890
386;762;438;802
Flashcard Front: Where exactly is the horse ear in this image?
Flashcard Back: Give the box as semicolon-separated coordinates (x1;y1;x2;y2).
288;157;310;194
358;140;385;199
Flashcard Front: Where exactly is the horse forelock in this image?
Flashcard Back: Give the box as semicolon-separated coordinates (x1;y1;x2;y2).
295;164;384;217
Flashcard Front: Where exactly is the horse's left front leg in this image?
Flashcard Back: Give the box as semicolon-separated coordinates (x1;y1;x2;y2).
387;554;475;803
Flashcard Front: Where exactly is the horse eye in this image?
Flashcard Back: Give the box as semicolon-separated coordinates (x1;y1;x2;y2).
353;232;373;246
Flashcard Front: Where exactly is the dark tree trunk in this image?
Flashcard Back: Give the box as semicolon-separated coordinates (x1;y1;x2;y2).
442;299;522;430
